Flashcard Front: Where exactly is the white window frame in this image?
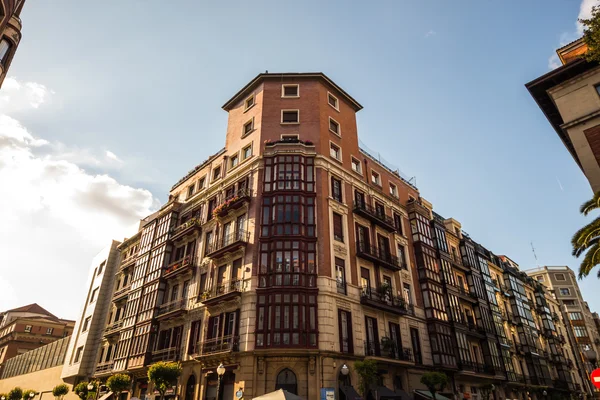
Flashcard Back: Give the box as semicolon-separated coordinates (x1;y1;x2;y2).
242;117;254;137
281;109;300;124
327;91;339;111
329;117;341;136
371;170;381;186
351;157;362;175
24;325;32;333
389;183;398;198
281;84;299;98
46;327;53;335
229;152;239;169
242;144;253;160
559;288;570;296
212;166;222;182
329;142;342;161
244;94;255;111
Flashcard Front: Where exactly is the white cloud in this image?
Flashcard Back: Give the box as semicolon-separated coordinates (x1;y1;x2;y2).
0;78;159;319
425;30;436;38
106;150;122;162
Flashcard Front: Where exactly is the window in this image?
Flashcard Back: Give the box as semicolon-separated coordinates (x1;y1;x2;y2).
563;299;577;306
361;267;371;289
335;258;346;295
0;38;11;64
569;312;583;320
187;183;195;198
574;326;588;337
338;309;353;353
98;261;105;275
559;288;570;296
212;166;221;181
333;212;344;242
74;346;83;363
82;316;91;332
329;118;340;135
397;244;407;267
536;275;544;282
281;110;299;124
46;328;54;335
371;171;381;186
555;273;566;281
393;213;403;234
24;325;32;333
330;143;341;160
282;84;299;97
230;154;239;169
242;144;253;160
596;84;600;97
243;118;254;136
331;177;342;202
198;176;206;190
403;283;412;305
389;183;398;197
410;327;422;364
328;92;339;110
351;157;362;174
90;288;98;303
244;95;255;110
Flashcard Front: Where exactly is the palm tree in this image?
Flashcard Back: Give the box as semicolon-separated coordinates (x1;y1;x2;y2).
572;192;600;278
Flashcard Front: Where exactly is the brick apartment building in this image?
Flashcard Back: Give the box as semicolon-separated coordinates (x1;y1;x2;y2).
74;73;594;400
0;0;25;88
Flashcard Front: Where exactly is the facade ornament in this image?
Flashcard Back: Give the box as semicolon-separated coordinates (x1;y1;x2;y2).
257;357;264;374
309;357;316;375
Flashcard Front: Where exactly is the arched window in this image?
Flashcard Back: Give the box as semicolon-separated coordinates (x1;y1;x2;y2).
185;375;196;400
275;368;297;395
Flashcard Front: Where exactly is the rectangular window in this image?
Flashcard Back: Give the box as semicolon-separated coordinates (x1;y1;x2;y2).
329;118;340;135
410;327;422;364
74;346;83;363
335;258;346;295
563;299;576;306
397;244;407;268
198;177;206;190
569;312;583;320
0;39;11;64
331;177;342;202
393;213;403;233
333;212;344;242
82;316;91;332
281;110;299;124
98;261;105;275
328;92;339;110
243;119;254;136
371;171;381;186
338;309;353;353
403;283;412;305
46;328;54;335
24;325;32;333
230;154;239;169
351;157;362;174
555;273;566;281
574;326;588;337
242;144;252;160
330;143;341;160
212;166;221;181
365;316;379;356
361;267;371;289
187;183;195;198
244;95;255;110
389;183;398;197
282;84;299;97
559;288;570;296
90;288;98;303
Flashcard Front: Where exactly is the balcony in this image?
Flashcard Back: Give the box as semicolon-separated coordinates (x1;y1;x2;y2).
353;202;397;232
156;299;188;320
164;255;195;279
551;353;567;364
112;284;131;301
356;241;405;271
119;256;136;272
151;347;180;362
336;280;347;295
457;360;496;375
364;341;413;362
201;280;243;306
456;286;478;303
360;286;414;316
213;188;252;218
94;361;114;376
205;230;249;259
104;320;123;337
194;335;239;357
171;217;202;241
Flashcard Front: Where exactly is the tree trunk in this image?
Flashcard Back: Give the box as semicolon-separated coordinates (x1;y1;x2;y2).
432;391;436;400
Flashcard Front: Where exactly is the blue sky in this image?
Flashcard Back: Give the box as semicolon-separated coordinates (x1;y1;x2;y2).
2;0;599;319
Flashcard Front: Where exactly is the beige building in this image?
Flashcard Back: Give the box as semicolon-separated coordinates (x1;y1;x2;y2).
527;38;600;193
525;266;600;394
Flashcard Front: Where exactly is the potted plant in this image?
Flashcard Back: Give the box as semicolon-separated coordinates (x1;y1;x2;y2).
376;283;391;300
52;385;69;400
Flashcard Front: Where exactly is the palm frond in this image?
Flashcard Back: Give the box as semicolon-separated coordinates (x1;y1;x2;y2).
578;242;600;279
571;216;600;257
580;192;600;215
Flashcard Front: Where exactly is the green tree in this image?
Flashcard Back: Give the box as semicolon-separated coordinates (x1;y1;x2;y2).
480;384;495;400
581;6;600;63
147;362;182;400
52;384;69;400
420;372;449;400
8;388;23;400
22;390;36;400
571;192;600;278
73;382;90;400
107;374;131;399
353;359;378;398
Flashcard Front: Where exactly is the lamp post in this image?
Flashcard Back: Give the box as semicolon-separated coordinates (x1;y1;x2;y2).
29;393;35;400
340;364;349;387
542;390;547;400
216;363;226;400
2;396;6;400
88;382;99;400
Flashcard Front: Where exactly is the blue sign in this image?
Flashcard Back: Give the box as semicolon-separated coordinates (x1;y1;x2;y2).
320;388;335;400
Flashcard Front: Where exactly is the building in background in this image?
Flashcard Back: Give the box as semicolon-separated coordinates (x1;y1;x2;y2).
61;241;121;384
526;38;600;193
0;0;25;88
0;304;74;375
525;266;600;394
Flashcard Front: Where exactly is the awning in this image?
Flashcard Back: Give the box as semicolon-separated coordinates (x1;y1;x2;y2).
375;387;410;400
252;389;303;400
340;385;363;400
98;392;113;400
414;390;452;400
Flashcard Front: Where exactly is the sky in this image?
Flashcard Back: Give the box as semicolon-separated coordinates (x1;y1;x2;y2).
1;0;599;320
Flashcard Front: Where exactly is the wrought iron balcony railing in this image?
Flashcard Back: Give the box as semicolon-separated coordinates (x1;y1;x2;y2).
195;335;239;356
361;286;414;316
156;298;187;318
353;202;397;232
205;229;249;257
356;241;404;271
364;340;413;362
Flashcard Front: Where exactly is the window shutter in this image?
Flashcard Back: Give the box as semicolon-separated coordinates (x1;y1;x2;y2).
338;309;344;353
347;311;354;354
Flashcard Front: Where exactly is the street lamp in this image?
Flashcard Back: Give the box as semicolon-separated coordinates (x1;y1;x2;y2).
87;382;99;400
29;393;34;399
584;347;598;368
542;390;547;399
341;364;349;376
216;363;226;400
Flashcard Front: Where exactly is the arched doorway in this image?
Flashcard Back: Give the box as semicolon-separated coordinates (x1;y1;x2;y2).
275;369;297;395
185;375;196;400
338;369;351;400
